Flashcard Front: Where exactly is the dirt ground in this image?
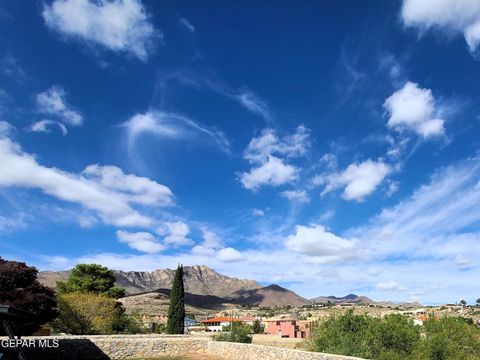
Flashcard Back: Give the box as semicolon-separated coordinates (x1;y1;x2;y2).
251;334;304;349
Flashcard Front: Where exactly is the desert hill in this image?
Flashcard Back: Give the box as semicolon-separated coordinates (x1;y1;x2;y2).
233;284;311;307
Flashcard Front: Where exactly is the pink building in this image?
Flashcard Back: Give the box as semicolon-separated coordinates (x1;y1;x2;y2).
264;319;312;338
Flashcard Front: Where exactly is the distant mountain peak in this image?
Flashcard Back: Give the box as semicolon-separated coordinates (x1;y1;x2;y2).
38;264;261;299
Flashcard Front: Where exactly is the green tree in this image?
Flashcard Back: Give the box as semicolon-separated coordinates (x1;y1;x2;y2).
213;325;252;343
252;319;264;334
308;310;421;360
459;299;467;307
57;263;125;298
0;257;58;335
476;298;480;306
419;317;480;360
166;264;185;334
54;292;121;334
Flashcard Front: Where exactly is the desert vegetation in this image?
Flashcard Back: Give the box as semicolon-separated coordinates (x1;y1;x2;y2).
307;310;480;360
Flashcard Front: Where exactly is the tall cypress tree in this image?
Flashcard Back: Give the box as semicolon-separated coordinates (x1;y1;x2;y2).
166;264;185;334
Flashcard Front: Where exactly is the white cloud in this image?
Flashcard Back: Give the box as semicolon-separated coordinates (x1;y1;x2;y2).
29;156;480;304
179;17;195;33
36;86;82;126
0;121;14;136
82;164;173;206
376;281;402;292
217;247;244;262
42;0;159;61
281;189;310;203
157;71;273;121
122;110;230;152
240;155;298;190
244;126;310;163
319;153;338;169
454;255;472;267
236;89;273;122
252;208;265;217
29;120;68;136
0;135;174;227
116;230;164;253
321;159;391;201
240;126;309;190
0;53;27;82
384;82;445;138
352;157;480;262
160;221;194;247
401;0;480;53
191;228;223;256
386;181;400;197
285;224;358;263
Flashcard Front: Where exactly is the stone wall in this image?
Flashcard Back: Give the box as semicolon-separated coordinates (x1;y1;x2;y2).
1;335;365;360
207;341;365;360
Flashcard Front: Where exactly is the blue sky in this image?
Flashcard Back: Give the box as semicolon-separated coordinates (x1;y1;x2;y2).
1;0;480;304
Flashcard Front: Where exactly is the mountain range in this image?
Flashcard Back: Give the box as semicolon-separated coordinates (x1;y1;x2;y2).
38;265;420;308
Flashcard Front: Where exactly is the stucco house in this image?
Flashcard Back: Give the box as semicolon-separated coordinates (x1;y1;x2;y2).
200;316;241;332
263;318;312;338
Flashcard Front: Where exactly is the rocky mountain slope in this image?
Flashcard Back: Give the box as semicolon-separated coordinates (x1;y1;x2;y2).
38;266;418;308
233;284;311;307
38;265;261;298
115;265;261;297
37;270;70;289
310;293;375;305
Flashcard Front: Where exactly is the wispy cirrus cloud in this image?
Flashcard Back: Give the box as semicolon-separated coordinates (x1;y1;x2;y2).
0;52;27;83
42;0;160;61
351;156;480;262
36;86;82;127
28;119;68;136
155;70;274;122
235;88;273;122
179;17;195;33
121;110;230;152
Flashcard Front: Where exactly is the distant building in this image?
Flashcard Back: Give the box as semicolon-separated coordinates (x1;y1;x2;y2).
239;316;257;326
184;316;204;333
263;318;312;338
200;316;241;332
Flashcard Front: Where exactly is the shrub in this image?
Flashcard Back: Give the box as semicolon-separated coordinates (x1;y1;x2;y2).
419;317;480;360
308;310;420;360
213;325;252;343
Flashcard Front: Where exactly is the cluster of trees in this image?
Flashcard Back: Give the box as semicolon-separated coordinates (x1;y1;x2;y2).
0;257;186;336
47;263;141;335
308;310;480;360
